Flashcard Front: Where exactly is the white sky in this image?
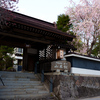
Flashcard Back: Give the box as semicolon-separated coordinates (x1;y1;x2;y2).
17;0;79;23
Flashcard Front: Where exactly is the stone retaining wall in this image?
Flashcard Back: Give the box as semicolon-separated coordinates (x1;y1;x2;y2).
45;75;100;100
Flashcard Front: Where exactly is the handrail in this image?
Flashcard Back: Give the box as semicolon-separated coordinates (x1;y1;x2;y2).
41;70;53;84
0;76;5;86
41;70;59;100
41;70;53;92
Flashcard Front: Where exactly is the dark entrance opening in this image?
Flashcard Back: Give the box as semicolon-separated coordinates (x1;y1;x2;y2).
27;54;37;71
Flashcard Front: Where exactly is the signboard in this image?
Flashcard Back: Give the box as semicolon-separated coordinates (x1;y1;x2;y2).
51;60;71;72
27;48;37;54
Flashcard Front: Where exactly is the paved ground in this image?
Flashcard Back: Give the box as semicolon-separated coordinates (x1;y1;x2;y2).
78;96;100;100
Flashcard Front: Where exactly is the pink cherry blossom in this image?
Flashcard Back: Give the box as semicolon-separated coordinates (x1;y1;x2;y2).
66;0;100;55
0;0;19;27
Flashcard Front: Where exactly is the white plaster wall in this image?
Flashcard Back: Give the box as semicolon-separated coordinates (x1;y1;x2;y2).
72;67;100;76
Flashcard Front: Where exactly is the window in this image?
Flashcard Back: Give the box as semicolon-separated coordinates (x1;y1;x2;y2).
18;48;23;53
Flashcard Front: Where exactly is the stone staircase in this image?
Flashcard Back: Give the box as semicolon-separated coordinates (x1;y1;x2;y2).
0;71;55;100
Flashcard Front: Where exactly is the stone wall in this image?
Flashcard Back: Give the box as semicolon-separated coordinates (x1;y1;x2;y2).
45;75;100;100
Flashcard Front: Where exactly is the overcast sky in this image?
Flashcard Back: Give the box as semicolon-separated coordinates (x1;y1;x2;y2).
17;0;79;23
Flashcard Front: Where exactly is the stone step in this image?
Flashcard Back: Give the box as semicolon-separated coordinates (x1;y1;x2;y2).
1;75;36;78
0;85;44;89
0;71;34;75
3;80;41;84
0;90;49;95
0;93;50;99
0;71;52;100
0;82;3;85
0;72;36;77
0;72;38;79
2;78;38;81
4;83;43;86
0;88;46;92
0;73;35;75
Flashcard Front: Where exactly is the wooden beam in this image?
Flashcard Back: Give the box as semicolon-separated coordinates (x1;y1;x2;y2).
0;31;50;44
12;20;75;40
0;36;5;40
0;40;25;48
13;28;66;43
13;28;43;37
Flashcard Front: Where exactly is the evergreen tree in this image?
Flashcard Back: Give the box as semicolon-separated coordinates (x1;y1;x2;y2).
57;14;74;35
0;45;14;70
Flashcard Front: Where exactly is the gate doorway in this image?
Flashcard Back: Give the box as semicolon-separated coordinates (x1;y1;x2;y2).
0;8;76;72
27;54;37;71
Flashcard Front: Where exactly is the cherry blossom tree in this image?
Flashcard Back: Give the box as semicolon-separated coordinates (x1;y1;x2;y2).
0;0;19;27
66;0;100;56
0;0;19;10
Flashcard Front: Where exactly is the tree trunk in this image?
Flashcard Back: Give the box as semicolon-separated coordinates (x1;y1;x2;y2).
87;39;96;56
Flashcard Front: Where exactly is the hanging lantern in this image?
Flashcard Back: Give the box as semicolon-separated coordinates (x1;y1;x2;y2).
57;49;64;59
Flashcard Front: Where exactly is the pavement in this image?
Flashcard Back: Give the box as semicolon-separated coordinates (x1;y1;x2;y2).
78;96;100;100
